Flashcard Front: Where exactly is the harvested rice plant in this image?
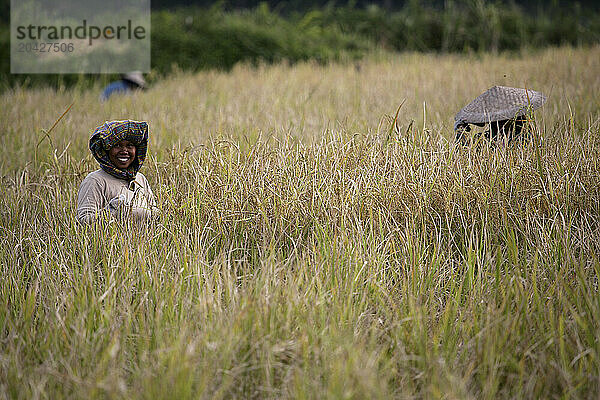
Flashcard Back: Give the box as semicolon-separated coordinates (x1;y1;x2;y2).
1;46;600;398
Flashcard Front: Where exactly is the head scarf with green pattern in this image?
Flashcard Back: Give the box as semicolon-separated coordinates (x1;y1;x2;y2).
89;120;149;181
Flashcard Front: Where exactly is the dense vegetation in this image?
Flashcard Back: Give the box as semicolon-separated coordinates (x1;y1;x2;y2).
2;46;600;398
1;1;599;89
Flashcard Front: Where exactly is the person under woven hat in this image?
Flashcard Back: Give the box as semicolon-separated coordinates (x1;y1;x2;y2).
76;120;158;224
454;86;546;144
100;72;147;102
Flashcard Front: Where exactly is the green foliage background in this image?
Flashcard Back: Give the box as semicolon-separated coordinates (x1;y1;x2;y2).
1;0;599;88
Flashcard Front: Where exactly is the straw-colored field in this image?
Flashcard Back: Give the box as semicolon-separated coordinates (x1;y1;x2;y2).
1;46;600;399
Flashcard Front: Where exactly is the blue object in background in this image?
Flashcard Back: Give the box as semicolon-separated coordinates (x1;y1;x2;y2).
100;72;147;102
100;80;132;102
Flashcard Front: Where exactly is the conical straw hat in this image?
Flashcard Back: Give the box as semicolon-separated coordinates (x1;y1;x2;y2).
455;86;546;126
122;71;147;89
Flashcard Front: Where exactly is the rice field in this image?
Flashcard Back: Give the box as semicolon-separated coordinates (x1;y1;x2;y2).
1;45;600;399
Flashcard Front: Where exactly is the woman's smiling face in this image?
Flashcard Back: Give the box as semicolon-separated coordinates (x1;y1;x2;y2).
109;140;136;169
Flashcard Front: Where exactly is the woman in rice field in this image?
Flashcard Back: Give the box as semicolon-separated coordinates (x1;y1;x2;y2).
76;120;158;224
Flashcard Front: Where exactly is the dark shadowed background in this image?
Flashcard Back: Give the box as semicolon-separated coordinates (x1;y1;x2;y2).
1;0;599;90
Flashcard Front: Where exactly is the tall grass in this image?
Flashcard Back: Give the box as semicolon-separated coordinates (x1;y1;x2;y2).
1;46;600;398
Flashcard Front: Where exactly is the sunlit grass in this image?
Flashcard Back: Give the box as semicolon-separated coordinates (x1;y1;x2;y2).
1;46;600;399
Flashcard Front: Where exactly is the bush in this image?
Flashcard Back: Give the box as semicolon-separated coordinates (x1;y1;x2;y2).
1;1;599;89
150;5;368;74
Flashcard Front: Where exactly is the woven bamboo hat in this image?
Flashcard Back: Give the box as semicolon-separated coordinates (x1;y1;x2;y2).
122;71;147;89
454;86;546;130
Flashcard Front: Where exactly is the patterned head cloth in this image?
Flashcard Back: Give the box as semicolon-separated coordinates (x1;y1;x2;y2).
89;120;149;181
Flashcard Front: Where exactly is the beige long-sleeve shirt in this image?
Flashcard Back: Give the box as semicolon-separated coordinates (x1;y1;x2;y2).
76;169;158;224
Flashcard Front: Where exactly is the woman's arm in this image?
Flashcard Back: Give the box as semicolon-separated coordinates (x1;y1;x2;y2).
76;175;111;224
